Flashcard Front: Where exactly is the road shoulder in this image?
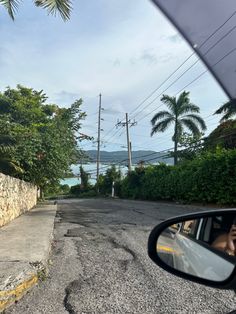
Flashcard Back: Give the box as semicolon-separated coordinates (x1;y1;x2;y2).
0;203;57;312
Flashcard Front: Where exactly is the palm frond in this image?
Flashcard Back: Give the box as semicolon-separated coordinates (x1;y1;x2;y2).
0;158;23;175
178;103;200;115
181;118;201;136
0;134;16;146
0;0;20;20
151;117;174;136
160;94;177;114
215;100;236;122
183;114;207;131
220;110;236;122
215;100;235;114
176;91;190;106
150;110;172;126
35;0;72;21
176;91;200;115
0;145;14;155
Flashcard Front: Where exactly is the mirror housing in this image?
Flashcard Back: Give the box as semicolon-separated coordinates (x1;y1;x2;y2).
148;209;236;289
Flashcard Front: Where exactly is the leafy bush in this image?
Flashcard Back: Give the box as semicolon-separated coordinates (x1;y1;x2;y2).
45;183;71;197
70;184;81;195
77;190;97;198
97;165;121;196
60;184;70;194
70;183;94;195
120;167;145;199
119;149;236;205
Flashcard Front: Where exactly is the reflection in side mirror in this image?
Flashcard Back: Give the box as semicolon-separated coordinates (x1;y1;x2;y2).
148;210;236;289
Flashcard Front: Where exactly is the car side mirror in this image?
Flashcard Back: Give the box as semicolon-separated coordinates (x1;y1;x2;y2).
148;209;236;289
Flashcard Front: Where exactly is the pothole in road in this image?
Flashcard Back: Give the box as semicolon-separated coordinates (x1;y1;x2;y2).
64;228;83;238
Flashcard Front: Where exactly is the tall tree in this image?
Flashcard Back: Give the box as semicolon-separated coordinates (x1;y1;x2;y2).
0;0;73;21
0;85;86;195
79;165;89;190
214;99;236;122
0;116;23;175
177;132;204;162
151;91;206;165
97;165;121;195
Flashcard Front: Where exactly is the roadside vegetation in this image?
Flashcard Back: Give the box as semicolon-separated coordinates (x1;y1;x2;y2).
0;85;87;198
151;91;206;165
0;85;235;205
90;93;236;205
117;149;236;205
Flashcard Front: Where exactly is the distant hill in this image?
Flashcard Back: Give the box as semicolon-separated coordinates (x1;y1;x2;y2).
84;150;173;165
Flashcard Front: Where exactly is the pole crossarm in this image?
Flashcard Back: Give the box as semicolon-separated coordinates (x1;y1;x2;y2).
115;113;137;172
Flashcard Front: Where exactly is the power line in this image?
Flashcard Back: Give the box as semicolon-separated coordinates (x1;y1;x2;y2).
85;146;175;175
103;127;123;144
103;114;219;150
80;129;236;176
130;12;236;120
129;54;195;116
80;14;236;157
140;131;236;164
102;125;116;139
136;46;236;124
102;115;127;142
131;60;200;120
174;47;236;96
80;114;218;152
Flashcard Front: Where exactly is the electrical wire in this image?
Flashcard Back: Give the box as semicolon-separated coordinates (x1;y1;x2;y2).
129;10;236;118
136;46;236;124
77;128;236;177
80;13;236;157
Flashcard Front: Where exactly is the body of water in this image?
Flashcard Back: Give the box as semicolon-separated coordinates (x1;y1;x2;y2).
61;163;129;187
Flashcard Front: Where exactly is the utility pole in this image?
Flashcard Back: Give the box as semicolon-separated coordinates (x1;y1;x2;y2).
125;113;132;171
96;94;102;188
116;113;137;172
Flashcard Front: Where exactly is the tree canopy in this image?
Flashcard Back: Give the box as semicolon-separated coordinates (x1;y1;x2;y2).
151;91;206;165
214;99;236;122
205;120;236;150
0;0;73;21
0;85;86;193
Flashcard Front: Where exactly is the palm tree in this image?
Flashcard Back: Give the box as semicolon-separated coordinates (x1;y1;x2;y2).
214;99;236;122
0;0;72;21
151;91;207;165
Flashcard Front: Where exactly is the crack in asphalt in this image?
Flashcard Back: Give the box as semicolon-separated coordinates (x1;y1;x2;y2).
108;238;136;259
107;237;137;272
64;280;80;314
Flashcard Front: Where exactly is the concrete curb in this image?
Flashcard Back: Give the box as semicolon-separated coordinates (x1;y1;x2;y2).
0;273;38;312
0;261;51;313
0;203;57;312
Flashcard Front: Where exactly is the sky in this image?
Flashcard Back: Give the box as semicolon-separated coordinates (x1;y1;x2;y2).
0;0;228;153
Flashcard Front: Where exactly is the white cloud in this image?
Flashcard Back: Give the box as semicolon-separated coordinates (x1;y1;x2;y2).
0;0;229;152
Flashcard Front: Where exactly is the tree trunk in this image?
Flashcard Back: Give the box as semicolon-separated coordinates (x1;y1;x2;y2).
174;139;178;165
174;118;178;165
39;187;44;200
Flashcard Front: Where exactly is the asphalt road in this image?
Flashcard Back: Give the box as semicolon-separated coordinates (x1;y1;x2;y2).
6;199;236;314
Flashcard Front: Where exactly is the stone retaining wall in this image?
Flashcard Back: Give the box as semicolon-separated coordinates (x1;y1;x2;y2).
0;173;37;227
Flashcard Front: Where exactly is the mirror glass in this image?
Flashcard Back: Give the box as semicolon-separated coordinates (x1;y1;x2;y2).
156;213;236;282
